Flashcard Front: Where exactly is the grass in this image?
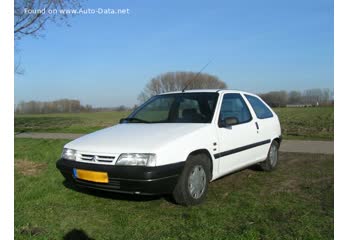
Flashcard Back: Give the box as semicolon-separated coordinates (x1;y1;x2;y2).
15;138;333;240
274;107;334;140
14;111;130;133
15;107;334;140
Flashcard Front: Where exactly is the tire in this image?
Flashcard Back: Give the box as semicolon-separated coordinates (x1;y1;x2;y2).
260;140;279;171
172;154;210;206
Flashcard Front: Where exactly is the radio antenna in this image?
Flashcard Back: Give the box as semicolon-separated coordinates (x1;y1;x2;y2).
182;60;212;92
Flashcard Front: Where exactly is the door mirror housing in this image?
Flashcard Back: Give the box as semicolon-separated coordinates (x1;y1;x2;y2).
219;117;239;128
119;118;126;123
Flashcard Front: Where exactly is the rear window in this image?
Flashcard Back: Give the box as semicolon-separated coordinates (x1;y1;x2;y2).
245;94;273;119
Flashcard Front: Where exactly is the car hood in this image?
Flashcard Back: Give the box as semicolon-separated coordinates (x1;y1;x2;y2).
65;123;209;154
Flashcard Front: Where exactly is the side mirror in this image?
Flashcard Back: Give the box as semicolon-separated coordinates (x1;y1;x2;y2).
219;117;239;128
119;118;126;123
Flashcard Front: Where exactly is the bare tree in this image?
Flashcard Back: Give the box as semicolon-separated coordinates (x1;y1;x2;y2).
15;99;87;114
15;0;82;74
303;88;331;105
288;90;302;104
259;88;333;107
15;59;25;75
138;71;227;103
15;0;81;40
260;91;288;107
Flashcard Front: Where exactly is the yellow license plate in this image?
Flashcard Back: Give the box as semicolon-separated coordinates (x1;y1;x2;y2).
74;169;109;183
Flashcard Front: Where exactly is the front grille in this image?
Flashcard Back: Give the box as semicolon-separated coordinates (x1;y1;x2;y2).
80;154;94;161
77;153;117;164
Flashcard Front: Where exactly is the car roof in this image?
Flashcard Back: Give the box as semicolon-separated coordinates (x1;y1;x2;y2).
159;89;258;96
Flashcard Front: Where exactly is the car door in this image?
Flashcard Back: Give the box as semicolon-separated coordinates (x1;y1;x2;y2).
215;93;260;176
244;94;276;161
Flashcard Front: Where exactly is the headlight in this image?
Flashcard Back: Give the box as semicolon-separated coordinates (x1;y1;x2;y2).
116;153;156;166
61;148;77;161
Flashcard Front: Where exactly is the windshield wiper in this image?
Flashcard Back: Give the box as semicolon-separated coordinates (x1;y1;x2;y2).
119;117;150;123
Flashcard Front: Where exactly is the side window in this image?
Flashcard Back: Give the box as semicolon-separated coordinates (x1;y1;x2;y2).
219;93;252;124
245;95;273;119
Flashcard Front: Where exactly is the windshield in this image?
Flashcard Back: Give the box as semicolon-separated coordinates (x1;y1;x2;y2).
125;93;219;123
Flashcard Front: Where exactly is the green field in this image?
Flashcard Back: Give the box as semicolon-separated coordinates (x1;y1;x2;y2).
14;111;130;133
15;138;333;240
15;107;334;140
274;107;333;140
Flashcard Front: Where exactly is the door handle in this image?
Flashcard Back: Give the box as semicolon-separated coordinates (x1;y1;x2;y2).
255;122;259;130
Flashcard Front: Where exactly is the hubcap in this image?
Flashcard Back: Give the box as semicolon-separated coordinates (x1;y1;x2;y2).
188;165;207;199
269;144;278;167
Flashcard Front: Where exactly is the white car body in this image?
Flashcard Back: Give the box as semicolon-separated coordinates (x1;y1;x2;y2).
62;89;281;181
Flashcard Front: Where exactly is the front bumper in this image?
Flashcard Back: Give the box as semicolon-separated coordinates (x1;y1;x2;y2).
56;158;185;195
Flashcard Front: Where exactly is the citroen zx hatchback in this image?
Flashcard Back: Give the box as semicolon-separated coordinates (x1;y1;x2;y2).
57;90;282;206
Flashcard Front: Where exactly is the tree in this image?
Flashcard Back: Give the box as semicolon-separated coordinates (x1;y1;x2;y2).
260;91;288;107
14;0;81;40
15;99;88;114
259;88;333;107
138;71;227;103
288;90;302;104
15;0;82;74
116;105;127;111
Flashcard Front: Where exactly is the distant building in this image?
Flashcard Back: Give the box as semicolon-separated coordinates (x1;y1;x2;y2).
286;104;314;108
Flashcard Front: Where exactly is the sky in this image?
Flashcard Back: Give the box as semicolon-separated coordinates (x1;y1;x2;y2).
14;0;334;107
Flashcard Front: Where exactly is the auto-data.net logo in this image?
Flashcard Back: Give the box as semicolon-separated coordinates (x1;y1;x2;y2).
23;7;131;15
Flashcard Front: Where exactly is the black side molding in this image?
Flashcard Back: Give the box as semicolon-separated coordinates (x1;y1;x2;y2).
214;139;271;159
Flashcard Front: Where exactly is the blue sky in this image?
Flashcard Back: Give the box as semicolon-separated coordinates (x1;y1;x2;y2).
15;0;334;107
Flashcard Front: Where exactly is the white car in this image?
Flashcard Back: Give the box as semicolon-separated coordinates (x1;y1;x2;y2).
57;89;282;206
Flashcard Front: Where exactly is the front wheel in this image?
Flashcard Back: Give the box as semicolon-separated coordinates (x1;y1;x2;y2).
172;154;210;206
260;140;279;171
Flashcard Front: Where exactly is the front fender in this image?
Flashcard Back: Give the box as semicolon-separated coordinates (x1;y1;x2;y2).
155;125;217;167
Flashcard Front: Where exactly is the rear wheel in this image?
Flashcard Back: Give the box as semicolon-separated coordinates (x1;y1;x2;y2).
172;154;210;206
260;140;279;171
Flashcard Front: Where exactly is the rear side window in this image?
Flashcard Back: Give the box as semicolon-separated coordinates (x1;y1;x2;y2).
219;93;252;124
245;95;273;119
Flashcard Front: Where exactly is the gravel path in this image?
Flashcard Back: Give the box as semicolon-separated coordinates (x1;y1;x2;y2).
279;140;333;154
15;132;334;154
